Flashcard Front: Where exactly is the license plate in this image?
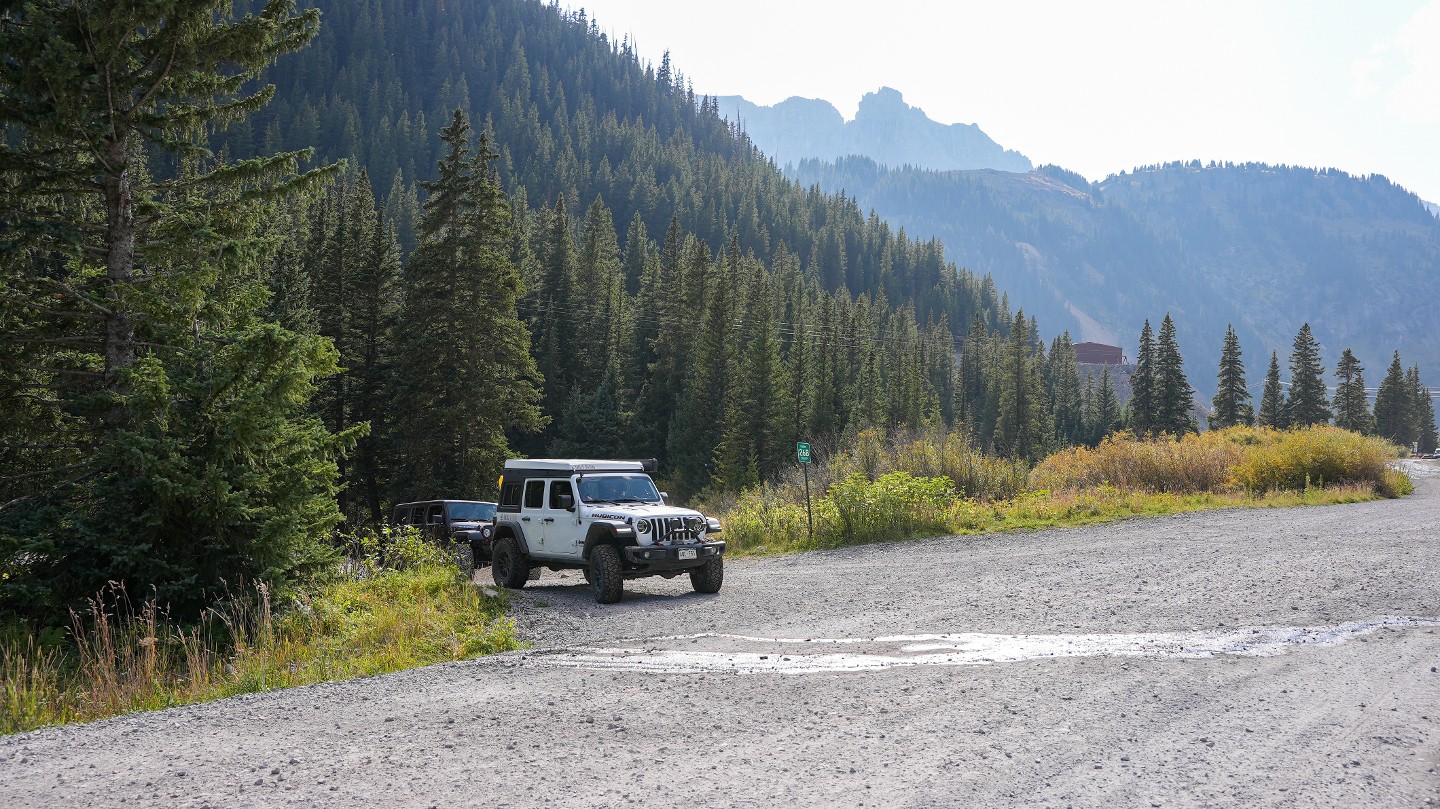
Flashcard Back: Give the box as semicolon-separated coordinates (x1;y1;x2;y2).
678;548;697;560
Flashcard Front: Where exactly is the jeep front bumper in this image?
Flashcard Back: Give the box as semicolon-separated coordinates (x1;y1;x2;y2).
623;541;725;570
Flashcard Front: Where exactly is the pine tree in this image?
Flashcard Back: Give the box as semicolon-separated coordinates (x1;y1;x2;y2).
531;195;578;425
668;238;736;494
1153;314;1196;436
1209;325;1253;429
0;0;347;617
1129;320;1157;436
1407;366;1437;454
390;111;545;498
1331;349;1372;435
1286;323;1332;427
1411;369;1438;454
714;256;782;489
957;314;991;437
1047;333;1084;446
1257;351;1287;428
993;311;1049;461
1373;353;1410;445
1088;367;1123;444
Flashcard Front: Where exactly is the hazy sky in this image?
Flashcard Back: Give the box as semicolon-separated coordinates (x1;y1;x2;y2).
569;0;1440;202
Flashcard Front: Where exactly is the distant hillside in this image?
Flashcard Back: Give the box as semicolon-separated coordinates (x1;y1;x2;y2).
1426;201;1440;218
220;0;1007;332
718;88;1032;173
791;157;1440;386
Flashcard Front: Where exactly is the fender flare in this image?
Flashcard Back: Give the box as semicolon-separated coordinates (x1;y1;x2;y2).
581;523;632;560
493;521;532;556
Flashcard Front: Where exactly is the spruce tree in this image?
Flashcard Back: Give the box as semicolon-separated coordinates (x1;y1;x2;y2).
1047;333;1084;446
993;311;1048;461
1257;351;1287;428
1373;353;1410;445
0;0;347;617
1089;367;1123;444
531;195;578;425
390;111;545;498
1130;320;1157;436
1153;314;1197;436
1209;325;1253;429
957;314;991;437
1411;369;1438;454
668;238;735;494
1286;323;1332;427
1407;366;1437;454
1331;349;1372;435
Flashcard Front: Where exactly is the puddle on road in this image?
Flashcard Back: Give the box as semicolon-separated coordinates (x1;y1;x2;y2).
524;615;1440;674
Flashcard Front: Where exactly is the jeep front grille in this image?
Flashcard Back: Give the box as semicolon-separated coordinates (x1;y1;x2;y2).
652;516;701;543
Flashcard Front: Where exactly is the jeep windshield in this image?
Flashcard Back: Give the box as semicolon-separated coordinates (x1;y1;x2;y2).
447;502;496;521
577;474;661;504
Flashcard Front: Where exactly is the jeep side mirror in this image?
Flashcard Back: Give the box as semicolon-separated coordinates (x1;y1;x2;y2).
659;491;669;504
557;493;574;511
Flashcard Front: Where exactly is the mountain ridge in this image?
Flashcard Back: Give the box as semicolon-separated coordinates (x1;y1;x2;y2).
718;87;1032;173
790;155;1440;389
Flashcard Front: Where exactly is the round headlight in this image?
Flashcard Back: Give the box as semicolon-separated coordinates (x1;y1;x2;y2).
636;519;652;534
686;516;705;532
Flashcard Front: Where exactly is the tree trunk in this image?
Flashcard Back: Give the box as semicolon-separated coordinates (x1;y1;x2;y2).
103;137;136;422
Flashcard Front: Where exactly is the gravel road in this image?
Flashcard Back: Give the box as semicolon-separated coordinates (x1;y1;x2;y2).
4;462;1439;808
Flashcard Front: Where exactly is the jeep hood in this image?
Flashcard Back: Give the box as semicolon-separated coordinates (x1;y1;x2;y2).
586;503;701;521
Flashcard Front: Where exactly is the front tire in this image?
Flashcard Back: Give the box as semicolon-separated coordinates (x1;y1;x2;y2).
690;556;723;594
491;537;530;589
589;544;623;604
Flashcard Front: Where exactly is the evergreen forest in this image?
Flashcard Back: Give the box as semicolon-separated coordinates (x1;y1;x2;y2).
0;0;1435;624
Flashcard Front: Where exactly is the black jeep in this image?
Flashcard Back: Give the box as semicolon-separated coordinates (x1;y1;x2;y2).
391;500;498;565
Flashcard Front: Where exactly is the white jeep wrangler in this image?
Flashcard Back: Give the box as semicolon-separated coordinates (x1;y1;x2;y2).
489;459;725;603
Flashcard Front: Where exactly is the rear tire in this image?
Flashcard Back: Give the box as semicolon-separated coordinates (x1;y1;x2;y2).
589;545;623;604
689;556;723;594
491;537;530;589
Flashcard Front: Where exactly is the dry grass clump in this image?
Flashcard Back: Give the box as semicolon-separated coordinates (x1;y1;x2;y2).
1029;430;1242;494
1030;426;1403;497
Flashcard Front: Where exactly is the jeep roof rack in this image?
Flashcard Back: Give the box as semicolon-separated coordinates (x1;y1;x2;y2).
502;458;648;474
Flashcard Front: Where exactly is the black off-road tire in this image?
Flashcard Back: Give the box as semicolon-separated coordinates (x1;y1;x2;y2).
491;537;530;589
690;556;723;594
589;544;624;604
452;541;475;574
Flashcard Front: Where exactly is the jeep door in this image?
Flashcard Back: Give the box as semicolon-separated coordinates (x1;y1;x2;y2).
535;479;582;559
519;480;546;552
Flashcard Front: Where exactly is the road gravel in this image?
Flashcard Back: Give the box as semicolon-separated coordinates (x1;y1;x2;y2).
3;461;1438;808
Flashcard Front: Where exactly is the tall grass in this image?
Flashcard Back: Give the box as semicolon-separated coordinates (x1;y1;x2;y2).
1;526;517;735
1031;426;1405;496
717;425;1408;556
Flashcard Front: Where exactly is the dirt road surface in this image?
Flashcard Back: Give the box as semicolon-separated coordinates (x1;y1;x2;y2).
3;461;1439;808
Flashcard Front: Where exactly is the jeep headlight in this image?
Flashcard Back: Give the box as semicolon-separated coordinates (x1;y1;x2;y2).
686;516;705;532
636;519;652;534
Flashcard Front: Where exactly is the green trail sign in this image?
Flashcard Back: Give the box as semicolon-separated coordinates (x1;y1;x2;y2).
797;441;814;539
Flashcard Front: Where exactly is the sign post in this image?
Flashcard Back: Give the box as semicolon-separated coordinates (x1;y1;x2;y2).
797;442;813;540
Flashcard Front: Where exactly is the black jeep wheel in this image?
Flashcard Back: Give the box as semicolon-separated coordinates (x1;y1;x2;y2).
491;537;530;589
689;556;723;594
589;544;623;604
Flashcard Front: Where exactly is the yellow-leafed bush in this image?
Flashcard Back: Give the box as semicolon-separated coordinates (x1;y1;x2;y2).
1226;425;1401;495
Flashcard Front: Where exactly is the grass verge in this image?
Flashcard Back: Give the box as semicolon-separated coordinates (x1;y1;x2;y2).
1;530;516;736
713;425;1409;556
